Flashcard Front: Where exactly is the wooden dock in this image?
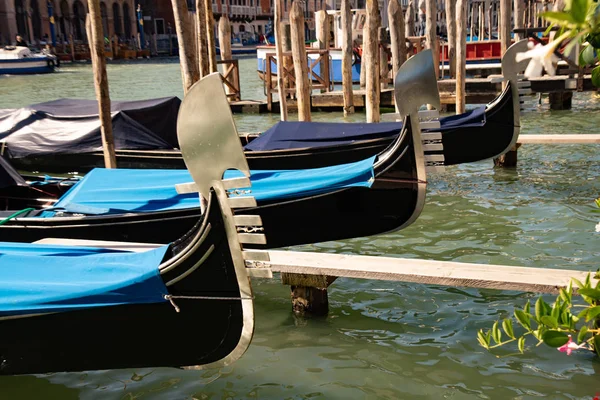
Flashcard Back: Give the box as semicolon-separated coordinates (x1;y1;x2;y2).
258;250;597;295
230;74;597;114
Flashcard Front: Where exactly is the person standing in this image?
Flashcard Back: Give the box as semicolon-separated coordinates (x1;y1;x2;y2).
15;34;28;47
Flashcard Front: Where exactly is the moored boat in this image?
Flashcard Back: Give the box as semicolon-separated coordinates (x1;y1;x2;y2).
0;72;267;375
0;46;58;75
0;50;440;249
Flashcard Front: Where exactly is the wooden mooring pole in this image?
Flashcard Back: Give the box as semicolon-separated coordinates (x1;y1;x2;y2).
195;0;209;77
494;0;517;168
219;16;238;100
274;0;287;120
290;0;311;121
341;0;354;115
171;0;199;94
405;0;415;38
316;10;329;93
455;0;467;114
444;0;456;78
84;9;116;169
425;0;438;79
204;0;217;73
388;0;406;85
365;0;380;123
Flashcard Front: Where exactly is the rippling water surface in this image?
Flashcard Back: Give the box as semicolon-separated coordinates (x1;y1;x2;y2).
0;57;599;399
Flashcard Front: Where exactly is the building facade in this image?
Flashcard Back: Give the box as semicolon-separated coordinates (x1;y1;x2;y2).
0;0;137;46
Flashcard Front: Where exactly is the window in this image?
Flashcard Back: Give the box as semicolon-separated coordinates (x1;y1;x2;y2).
186;0;195;11
155;18;165;35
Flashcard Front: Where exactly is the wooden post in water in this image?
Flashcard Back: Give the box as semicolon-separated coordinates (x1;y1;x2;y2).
388;0;407;81
478;4;484;40
341;0;355;115
456;0;467;114
84;8;116;169
315;10;329;93
290;0;311;121
513;0;525;41
365;0;380;123
425;0;438;78
69;33;75;61
204;0;217;72
469;3;475;41
195;0;209;77
219;16;238;99
500;0;511;55
274;0;288;120
171;0;199;94
405;0;415;38
360;22;367;88
445;0;456;78
282;23;293;97
379;27;389;90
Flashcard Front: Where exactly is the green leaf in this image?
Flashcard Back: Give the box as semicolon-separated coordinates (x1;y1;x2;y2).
551;301;561;320
572;278;586;291
578;287;600;300
578;308;590;320
577;325;589;344
492;321;502;344
570;0;589;23
579;44;597;66
584;306;600;322
542;330;570;348
541;315;559;329
502;319;515;339
535;298;550;322
592;65;600;88
542;11;577;25
477;330;489;349
524;300;531;315
518;336;525;353
515;309;531;330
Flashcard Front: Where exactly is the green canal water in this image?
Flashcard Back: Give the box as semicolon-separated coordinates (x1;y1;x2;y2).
0;57;599;399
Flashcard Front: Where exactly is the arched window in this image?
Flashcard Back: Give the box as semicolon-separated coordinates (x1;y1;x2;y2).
113;2;122;36
100;2;109;38
31;0;42;41
123;3;131;39
72;0;86;40
59;0;69;40
14;0;28;39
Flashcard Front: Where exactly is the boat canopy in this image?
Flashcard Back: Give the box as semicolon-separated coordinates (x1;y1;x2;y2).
244;106;486;151
41;156;376;216
0;242;169;317
0;97;181;158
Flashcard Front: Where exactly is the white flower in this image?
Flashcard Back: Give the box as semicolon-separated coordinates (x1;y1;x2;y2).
596;221;600;232
515;41;560;78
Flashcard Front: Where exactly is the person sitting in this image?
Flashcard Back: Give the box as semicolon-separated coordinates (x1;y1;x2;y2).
15;34;27;47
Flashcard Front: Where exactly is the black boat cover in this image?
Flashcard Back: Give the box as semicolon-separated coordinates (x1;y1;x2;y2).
244;106;486;151
0;97;181;158
0;157;26;189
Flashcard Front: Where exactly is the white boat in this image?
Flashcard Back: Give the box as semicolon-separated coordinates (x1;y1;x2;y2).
0;47;58;75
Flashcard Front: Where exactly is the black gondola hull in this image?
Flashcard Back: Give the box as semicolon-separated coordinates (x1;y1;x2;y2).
0;192;250;375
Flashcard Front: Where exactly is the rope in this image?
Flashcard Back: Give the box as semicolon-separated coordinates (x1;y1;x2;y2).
164;294;254;313
0;208;35;226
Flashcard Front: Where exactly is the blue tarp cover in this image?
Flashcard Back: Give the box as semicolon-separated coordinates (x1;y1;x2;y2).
43;156;376;216
0;243;169;317
244;107;486;151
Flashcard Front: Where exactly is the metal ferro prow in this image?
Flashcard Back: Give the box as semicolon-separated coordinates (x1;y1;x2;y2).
175;72;271;277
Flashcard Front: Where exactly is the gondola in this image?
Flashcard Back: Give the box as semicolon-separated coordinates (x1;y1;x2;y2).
0;156;77;210
2;43;524;174
0;51;440;249
0;73;269;375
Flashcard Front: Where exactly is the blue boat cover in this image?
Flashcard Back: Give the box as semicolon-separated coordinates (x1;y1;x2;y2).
42;156;376;216
0;242;169;317
244;107;486;151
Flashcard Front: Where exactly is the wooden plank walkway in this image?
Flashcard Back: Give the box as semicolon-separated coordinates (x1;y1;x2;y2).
517;134;600;144
262;250;597;294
